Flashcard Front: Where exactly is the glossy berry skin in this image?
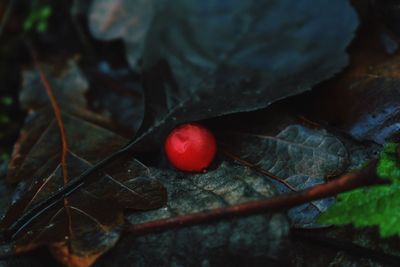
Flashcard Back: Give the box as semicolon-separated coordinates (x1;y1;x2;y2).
165;123;216;172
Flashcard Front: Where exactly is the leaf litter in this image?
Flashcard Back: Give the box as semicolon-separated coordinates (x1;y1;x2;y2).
0;59;166;267
2;0;393;266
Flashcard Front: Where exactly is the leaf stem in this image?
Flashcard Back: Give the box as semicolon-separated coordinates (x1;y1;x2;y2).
5;43;131;240
30;44;76;256
29;44;69;186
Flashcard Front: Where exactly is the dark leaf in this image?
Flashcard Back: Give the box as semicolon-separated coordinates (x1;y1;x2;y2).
0;60;166;266
310;57;400;144
1;110;165;266
95;160;289;267
89;0;359;151
19;59;88;111
8;59;110;185
288;227;400;266
301;19;400;144
85;62;145;133
220;123;348;227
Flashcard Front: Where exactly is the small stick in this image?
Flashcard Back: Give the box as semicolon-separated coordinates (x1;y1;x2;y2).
127;161;383;235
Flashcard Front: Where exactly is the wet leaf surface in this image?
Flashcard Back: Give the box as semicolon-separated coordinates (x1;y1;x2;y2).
95;160;289;267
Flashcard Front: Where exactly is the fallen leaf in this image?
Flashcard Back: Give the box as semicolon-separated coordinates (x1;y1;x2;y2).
306;54;400;144
95;160;289;266
88;0;359;152
8;59;111;184
85;62;145;133
1;109;166;266
220;124;348;227
0;60;166;266
20;59;88;111
300;16;400;144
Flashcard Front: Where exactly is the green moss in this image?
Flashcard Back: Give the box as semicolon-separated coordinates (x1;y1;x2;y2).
377;142;400;181
23;1;52;33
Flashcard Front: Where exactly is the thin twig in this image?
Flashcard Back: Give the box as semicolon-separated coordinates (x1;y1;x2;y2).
6;148;383;242
126;160;384;235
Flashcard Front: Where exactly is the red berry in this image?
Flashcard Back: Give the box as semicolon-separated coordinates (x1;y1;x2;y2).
164;123;217;172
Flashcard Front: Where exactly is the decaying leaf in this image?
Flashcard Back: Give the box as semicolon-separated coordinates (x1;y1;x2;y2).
95;161;289;266
19;59;88;111
301;19;400;144
220;124;348;227
0;60;166;267
306;54;400;144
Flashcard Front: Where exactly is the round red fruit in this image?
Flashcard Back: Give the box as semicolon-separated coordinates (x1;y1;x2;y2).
164;123;216;172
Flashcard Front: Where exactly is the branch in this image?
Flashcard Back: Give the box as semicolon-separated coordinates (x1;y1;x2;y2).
127;160;384;235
